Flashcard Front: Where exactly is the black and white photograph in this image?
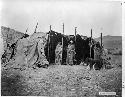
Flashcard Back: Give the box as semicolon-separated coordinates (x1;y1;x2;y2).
0;0;123;96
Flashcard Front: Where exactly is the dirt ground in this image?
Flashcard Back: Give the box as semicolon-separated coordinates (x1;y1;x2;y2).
111;55;122;67
1;64;122;97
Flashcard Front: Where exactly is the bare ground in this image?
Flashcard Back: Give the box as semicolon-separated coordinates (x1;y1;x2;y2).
1;65;122;97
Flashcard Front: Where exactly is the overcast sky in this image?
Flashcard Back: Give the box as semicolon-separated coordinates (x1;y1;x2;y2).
1;0;122;38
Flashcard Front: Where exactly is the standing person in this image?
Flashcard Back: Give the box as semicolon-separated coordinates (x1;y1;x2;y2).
66;40;76;65
55;42;63;65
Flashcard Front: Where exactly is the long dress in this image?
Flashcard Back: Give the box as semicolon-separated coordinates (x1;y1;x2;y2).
55;43;63;65
66;44;75;65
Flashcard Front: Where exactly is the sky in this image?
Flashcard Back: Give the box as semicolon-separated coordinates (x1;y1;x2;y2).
1;0;122;38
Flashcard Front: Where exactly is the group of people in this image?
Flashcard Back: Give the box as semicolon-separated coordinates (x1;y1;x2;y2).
55;40;76;65
46;30;102;66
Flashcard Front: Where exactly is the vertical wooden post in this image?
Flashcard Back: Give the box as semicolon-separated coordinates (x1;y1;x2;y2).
74;27;77;64
48;32;50;62
100;32;103;68
50;25;52;31
48;33;50;63
101;33;102;47
91;29;92;39
90;29;92;58
25;28;28;34
34;22;38;33
62;23;64;47
75;27;77;43
48;25;52;63
62;23;64;64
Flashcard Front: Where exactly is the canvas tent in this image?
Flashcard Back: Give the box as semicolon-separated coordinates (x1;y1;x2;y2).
15;32;49;69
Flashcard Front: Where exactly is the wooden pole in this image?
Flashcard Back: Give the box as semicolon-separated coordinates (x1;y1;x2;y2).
74;27;77;64
34;22;38;33
75;27;77;43
48;32;50;61
101;33;102;47
62;23;64;64
48;25;52;63
62;23;64;48
90;29;92;58
62;23;64;46
91;29;92;38
48;33;50;63
50;25;52;31
25;28;28;34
